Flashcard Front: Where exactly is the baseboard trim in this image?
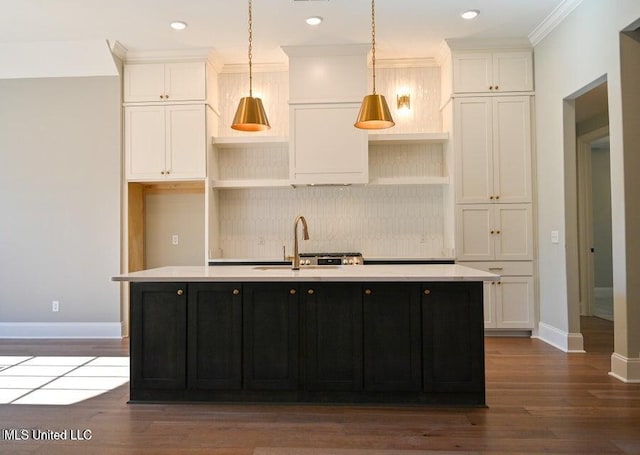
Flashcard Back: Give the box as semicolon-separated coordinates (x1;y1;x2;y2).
535;322;585;353
610;353;640;383
0;322;123;339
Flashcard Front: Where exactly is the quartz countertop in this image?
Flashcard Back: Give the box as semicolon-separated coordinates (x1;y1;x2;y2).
113;264;498;283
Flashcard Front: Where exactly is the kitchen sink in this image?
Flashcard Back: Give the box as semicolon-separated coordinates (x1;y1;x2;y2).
253;265;342;271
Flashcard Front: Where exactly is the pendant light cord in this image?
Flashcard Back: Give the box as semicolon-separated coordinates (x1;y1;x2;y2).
371;0;377;95
248;0;254;97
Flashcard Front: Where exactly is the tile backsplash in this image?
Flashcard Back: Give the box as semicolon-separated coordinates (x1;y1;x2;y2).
216;185;447;259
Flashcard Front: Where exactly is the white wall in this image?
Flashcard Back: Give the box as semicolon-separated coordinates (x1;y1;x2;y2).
534;0;640;373
0;76;121;337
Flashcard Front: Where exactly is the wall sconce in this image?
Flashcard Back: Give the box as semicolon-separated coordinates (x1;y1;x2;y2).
397;93;411;111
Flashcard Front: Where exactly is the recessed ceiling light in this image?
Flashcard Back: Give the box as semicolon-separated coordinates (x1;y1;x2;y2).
461;10;480;20
306;16;323;26
170;21;188;30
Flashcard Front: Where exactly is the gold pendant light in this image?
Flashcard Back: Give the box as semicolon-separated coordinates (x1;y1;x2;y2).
231;0;271;132
355;0;394;130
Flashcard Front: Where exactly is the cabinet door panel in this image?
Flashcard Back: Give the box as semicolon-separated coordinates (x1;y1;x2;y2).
455;98;493;203
188;283;242;390
493;97;532;203
125;106;165;180
363;284;421;392
165;105;206;179
452;53;493;93
483;281;497;328
456;204;494;261
494;204;533;260
422;283;484;393
130;282;187;390
304;283;363;391
492;52;533;92
165;62;206;101
124;64;165;103
243;283;299;390
497;277;534;329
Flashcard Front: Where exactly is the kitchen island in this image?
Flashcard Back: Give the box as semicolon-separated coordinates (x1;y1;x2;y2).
113;264;497;406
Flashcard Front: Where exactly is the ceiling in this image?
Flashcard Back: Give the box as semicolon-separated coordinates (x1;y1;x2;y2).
0;0;567;65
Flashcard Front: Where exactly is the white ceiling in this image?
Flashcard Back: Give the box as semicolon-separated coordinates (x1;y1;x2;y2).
0;0;567;65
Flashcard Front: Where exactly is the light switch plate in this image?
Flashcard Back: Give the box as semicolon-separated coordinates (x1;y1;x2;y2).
551;230;560;244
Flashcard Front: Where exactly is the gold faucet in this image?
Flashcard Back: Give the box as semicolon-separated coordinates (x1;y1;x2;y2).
292;215;309;270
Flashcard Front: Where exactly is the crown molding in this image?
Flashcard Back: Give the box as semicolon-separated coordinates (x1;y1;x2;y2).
374;58;438;69
124;48;216;64
529;0;585;46
221;62;289;74
109;40;127;61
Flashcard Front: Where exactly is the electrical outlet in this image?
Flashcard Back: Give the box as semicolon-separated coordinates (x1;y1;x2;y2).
172;234;179;245
52;301;59;312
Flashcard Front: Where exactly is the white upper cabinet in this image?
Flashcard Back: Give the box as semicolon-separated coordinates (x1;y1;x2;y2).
289;103;368;185
125;104;206;181
124;62;206;103
452;51;533;94
455;96;532;204
456;204;533;261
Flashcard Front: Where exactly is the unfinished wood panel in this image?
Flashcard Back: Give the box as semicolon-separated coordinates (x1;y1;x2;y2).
127;183;145;272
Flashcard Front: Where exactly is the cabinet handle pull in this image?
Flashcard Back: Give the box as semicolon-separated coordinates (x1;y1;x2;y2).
233;289;240;295
289;289;296;295
364;289;372;295
489;267;503;271
307;289;314;295
177;289;184;296
424;289;431;295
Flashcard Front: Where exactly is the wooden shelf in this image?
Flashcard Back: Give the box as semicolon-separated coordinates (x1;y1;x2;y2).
212;136;288;148
368;176;450;186
211;179;291;189
368;132;449;145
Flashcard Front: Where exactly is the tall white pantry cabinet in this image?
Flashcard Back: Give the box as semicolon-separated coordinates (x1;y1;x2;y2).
441;41;536;332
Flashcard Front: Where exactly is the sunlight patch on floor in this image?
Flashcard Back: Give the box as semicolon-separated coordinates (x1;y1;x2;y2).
0;356;129;405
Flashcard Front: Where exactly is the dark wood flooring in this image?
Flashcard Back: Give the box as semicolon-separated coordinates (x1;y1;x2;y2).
0;316;638;454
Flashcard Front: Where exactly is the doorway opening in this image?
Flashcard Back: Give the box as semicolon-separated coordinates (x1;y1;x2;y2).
571;80;613;352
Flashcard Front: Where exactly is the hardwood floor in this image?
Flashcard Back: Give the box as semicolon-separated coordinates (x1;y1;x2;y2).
0;317;638;454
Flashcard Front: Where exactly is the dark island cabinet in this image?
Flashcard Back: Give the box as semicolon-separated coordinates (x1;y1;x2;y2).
187;283;242;390
242;283;299;390
363;283;422;392
130;282;187;391
302;283;363;392
422;282;485;397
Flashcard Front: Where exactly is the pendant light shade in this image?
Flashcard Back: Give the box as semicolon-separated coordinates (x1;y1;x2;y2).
231;0;271;132
355;94;394;129
232;96;270;132
355;0;394;130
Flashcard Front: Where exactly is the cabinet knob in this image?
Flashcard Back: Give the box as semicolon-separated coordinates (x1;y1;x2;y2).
161;171;165;175
495;86;499;90
489;196;494;200
233;289;240;295
177;289;184;296
491;281;496;285
165;94;169;99
496;230;501;234
490;230;495;234
289;289;296;295
160;95;164;99
307;289;314;295
364;289;372;295
489;86;494;90
166;170;170;175
424;289;431;295
497;281;501;285
495;195;500;200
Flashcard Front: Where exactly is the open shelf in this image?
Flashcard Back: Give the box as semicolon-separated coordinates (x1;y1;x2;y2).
211;179;291;189
369;176;450;186
368;132;449;145
212;136;289;148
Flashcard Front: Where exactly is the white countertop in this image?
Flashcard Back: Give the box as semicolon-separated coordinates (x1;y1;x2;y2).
112;264;498;283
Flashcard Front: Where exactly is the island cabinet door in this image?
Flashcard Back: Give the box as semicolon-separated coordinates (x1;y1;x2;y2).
243;283;299;390
130;282;187;390
363;283;422;392
302;283;363;392
421;282;485;394
187;283;242;390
